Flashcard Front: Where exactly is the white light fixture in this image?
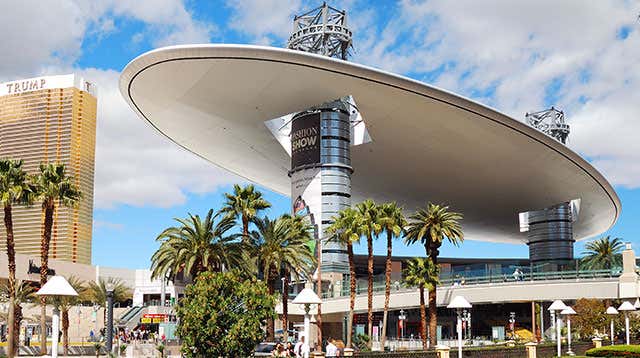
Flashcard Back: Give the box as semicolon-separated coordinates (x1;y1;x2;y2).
561;306;576;356
634;298;640;309
448;296;472;358
36;276;78;358
606;306;619;315
548;300;566;358
292;287;322;351
618;301;635;345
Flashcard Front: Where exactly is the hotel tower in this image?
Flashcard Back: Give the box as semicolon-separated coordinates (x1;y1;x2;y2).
0;74;97;264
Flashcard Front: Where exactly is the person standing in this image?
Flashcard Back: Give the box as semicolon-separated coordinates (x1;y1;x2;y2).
325;337;339;357
294;336;309;358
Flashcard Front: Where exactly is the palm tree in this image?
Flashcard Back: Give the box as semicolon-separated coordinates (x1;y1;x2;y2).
378;202;406;348
0;159;33;358
151;209;245;281
404;203;463;347
248;215;315;341
278;215;315;342
355;199;381;341
32;162;81;355
326;207;362;347
220;184;271;240
581;236;624;270
48;276;86;355
87;277;130;326
1;281;36;354
402;258;439;350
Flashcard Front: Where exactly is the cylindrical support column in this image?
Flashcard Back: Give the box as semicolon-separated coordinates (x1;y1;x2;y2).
556;315;562;358
457;310;463;358
52;307;60;358
625;313;630;345
566;317;573;355
524;202;575;263
611;318;615;345
106;290;114;354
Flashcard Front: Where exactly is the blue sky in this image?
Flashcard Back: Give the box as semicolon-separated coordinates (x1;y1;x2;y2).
1;1;639;269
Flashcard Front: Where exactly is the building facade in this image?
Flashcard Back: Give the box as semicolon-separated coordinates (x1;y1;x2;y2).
0;74;97;264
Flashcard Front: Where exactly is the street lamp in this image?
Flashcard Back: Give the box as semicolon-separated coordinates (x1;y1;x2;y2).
106;282;115;354
509;312;516;340
292;286;322;351
548;299;567;358
447;296;472;358
561;306;576;356
635;298;640;310
398;309;407;339
618;301;635;345
35;276;79;358
606;306;618;345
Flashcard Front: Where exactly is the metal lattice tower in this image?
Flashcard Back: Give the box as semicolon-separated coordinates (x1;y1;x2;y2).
287;2;353;60
525;107;570;144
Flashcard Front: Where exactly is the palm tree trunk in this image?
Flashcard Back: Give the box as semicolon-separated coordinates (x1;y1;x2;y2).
5;203;16;358
347;242;356;348
265;267;275;341
428;243;439;348
381;230;392;349
367;233;374;344
242;215;249;240
14;304;22;352
282;267;289;343
62;308;70;356
40;200;55;355
419;284;427;350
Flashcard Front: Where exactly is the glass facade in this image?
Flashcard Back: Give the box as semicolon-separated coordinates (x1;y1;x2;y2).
0;77;97;264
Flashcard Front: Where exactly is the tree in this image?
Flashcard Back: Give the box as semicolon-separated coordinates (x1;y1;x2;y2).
572;298;607;339
404;203;463;347
378;202;406;349
326;208;362;348
1;281;36;354
402;257;439;350
86;277;131;325
0;159;33;358
32;162;81;354
220;184;271;240
48;276;86;355
355;200;381;342
279;215;315;343
151;209;245;281
247;215;315;341
581;236;624;270
176;271;276;357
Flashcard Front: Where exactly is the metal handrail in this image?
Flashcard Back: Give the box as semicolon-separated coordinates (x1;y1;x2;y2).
315;269;620;299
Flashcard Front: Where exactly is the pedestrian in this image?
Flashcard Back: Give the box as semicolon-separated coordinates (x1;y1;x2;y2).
286;342;294;356
294;336;309;358
89;329;94;342
326;337;339;357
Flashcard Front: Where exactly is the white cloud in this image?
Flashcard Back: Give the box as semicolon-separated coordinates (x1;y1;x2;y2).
0;1;239;208
229;0;640;188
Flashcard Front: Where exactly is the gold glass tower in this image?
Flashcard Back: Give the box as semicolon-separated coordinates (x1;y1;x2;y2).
0;74;97;264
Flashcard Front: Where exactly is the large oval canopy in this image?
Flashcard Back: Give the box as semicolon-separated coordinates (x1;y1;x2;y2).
120;44;619;244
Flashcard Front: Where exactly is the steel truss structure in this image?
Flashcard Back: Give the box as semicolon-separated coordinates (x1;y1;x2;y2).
287;2;353;60
525;107;570;144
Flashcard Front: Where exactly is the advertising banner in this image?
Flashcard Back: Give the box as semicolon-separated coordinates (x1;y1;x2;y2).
291;112;321;169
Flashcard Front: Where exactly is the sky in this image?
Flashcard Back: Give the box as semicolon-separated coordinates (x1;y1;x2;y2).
1;0;639;269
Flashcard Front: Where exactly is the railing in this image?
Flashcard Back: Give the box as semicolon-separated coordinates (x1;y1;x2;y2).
317;269;619;299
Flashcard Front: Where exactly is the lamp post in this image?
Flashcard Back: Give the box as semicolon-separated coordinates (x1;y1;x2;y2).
106;282;115;354
561;306;576;356
35;276;79;358
509;312;516;340
398;309;406;339
606;306;619;345
618;301;635;345
447;296;472;358
292;286;322;351
548;300;567;358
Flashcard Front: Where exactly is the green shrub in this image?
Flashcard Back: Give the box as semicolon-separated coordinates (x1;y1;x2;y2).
586;345;640;357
